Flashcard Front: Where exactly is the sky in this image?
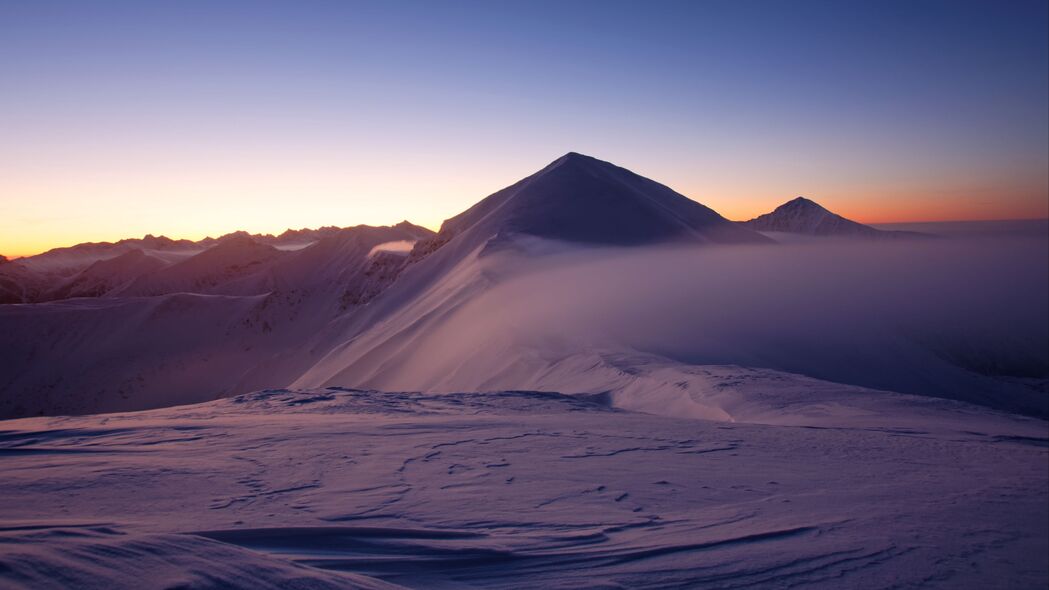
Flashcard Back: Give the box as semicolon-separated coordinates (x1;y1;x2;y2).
1;0;1047;257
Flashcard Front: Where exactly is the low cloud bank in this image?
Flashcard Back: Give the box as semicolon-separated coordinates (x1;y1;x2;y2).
368;240;416;257
454;235;1048;408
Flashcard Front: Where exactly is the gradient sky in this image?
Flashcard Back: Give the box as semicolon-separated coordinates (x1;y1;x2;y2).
2;0;1047;257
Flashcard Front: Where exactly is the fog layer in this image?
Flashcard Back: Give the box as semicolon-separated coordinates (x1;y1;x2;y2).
437;235;1048;412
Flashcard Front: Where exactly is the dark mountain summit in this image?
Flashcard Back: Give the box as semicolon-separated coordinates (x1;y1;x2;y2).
427;152;770;251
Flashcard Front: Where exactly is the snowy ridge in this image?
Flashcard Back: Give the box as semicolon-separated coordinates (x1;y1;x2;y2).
295;233;1048;419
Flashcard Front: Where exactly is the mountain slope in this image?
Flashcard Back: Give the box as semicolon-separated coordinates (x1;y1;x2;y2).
741;196;923;238
112;235;286;297
0;223;435;418
295;233;1049;419
48;249;169;300
0;258;48;304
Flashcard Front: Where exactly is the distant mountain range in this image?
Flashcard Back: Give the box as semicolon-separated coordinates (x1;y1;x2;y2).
0;222;433;304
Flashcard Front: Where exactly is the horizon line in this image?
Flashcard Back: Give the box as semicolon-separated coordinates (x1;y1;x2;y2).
5;215;1047;260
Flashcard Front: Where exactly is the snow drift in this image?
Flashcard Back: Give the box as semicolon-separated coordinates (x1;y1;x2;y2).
0;388;1044;589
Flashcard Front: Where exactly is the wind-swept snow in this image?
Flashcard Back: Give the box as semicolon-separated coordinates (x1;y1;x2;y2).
0;527;401;590
0;389;1044;589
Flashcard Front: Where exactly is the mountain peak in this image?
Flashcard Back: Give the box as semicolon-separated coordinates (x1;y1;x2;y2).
556;151;595;162
428;153;770;249
781;196;825;210
217;230;254;243
543;151;604;173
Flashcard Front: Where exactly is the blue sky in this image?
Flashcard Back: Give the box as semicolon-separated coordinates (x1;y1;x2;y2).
1;0;1046;254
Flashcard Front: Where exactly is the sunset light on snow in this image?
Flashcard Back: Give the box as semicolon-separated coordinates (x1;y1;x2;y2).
0;3;1046;588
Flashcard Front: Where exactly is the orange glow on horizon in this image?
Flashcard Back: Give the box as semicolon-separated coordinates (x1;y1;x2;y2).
2;151;1046;259
3;187;1045;259
0;218;447;260
704;186;1049;226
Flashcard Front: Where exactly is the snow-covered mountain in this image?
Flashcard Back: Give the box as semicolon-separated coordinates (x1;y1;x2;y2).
293;230;1048;420
112;235;285;297
293;155;1045;420
48;249;169;300
741;196;925;238
0;222;434;417
291;153;769;396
